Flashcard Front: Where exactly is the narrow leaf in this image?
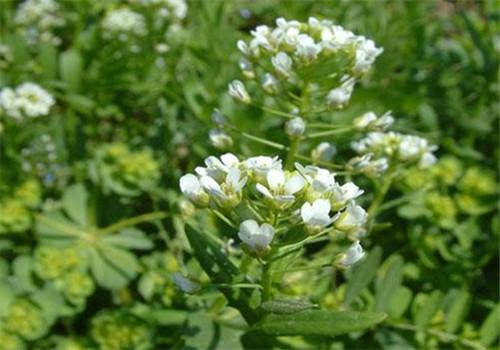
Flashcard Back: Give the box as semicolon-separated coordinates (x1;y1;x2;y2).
258;310;386;337
344;246;382;305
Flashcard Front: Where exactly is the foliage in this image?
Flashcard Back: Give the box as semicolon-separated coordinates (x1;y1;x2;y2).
0;0;498;349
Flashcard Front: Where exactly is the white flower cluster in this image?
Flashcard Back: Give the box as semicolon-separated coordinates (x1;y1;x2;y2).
231;17;383;108
15;0;65;45
130;0;188;22
179;153;367;261
102;8;147;41
351;131;437;169
0;83;55;120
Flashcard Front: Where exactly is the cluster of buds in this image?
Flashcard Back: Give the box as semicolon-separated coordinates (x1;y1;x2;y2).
101;8;147;41
351;131;437;170
15;0;65;46
229;17;383;109
130;0;188;23
0;82;54;120
179;153;367;262
352;111;394;131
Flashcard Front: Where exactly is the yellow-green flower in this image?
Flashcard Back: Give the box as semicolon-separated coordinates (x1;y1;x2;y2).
431;156;463;186
4;300;46;340
459;167;497;196
0;330;26;350
62;271;95;304
34;246;82;280
0;199;31;234
425;192;457;229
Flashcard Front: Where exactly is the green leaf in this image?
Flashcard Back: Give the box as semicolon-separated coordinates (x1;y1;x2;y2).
0;281;15;317
60;49;83;92
37;41;58;81
185;224;259;324
375;255;404;313
101;228;153;250
375;329;416;350
183;311;244;350
150;309;188;326
479;305;499;346
36;211;83;240
444;290;471;333
138;272;156;300
11;255;37;293
415;290;444;328
344;246;382;305
31;285;65;324
387;286;412;319
88;247;130;290
260;299;317;314
62;183;88;226
258;310;386;337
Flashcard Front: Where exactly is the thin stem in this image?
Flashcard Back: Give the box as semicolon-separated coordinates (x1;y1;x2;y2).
285;137;301;170
256;104;296;119
212;209;238;229
367;165;397;221
306;127;354;139
99;211;167;235
262;260;273;302
239;131;286;150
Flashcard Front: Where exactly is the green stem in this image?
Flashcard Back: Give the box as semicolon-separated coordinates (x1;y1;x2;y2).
285;137;300;170
99;211;167;235
306;127;354;139
262;260;273;302
367;165;397;230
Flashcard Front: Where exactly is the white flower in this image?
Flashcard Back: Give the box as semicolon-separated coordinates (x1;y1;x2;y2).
311;142;337;162
172;272;200;293
200;168;247;208
271;52;293;78
354;38;383;73
249;25;273;53
333;182;364;203
179;174;209;207
256;169;305;207
285;117;305;137
295;164;337;195
419;152;437;169
0;88;22;119
245;156;282;181
102;8;146;39
340;241;365;266
301;199;336;233
335;202;367;231
0;83;54;119
238;219;275;254
195;153;240;182
353;111;377;129
326;78;355;108
228;80;251;104
272;17;301;47
237;40;250;56
295;34;322;63
209;129;233;150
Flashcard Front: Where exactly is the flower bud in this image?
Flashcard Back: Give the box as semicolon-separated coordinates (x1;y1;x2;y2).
335;202;367;232
228;80;251;104
311;142;336;162
261;73;279;94
285;117;306;137
338;241;365;267
209;129;233;150
211;108;228;126
238;220;275;257
239;58;255;79
326;78;355;109
353;111;377;129
271;52;293;78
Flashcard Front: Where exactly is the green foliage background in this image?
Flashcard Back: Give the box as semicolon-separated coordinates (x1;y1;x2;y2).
0;0;498;349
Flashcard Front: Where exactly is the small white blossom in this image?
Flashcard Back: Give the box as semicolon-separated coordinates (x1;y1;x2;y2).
200;168;247;208
228;80;251;104
179;174;209;207
102;8;146;40
295;34;322;63
301;199;337;233
195;153;240;182
333;182;364;203
256;169;305;207
245;156;282;181
0;83;54;119
172;272;200;293
335;202;368;231
339;241;365;266
354;38;383;73
238;219;275;255
326;78;355;109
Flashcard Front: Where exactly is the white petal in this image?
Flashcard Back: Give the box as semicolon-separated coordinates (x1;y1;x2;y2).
239;219;259;237
300;202;313;222
260;223;275;243
312;199;331;215
256;183;273;199
226;168;241;188
221;153;239;167
267;169;285;190
179;174;200;194
285;174;305;195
